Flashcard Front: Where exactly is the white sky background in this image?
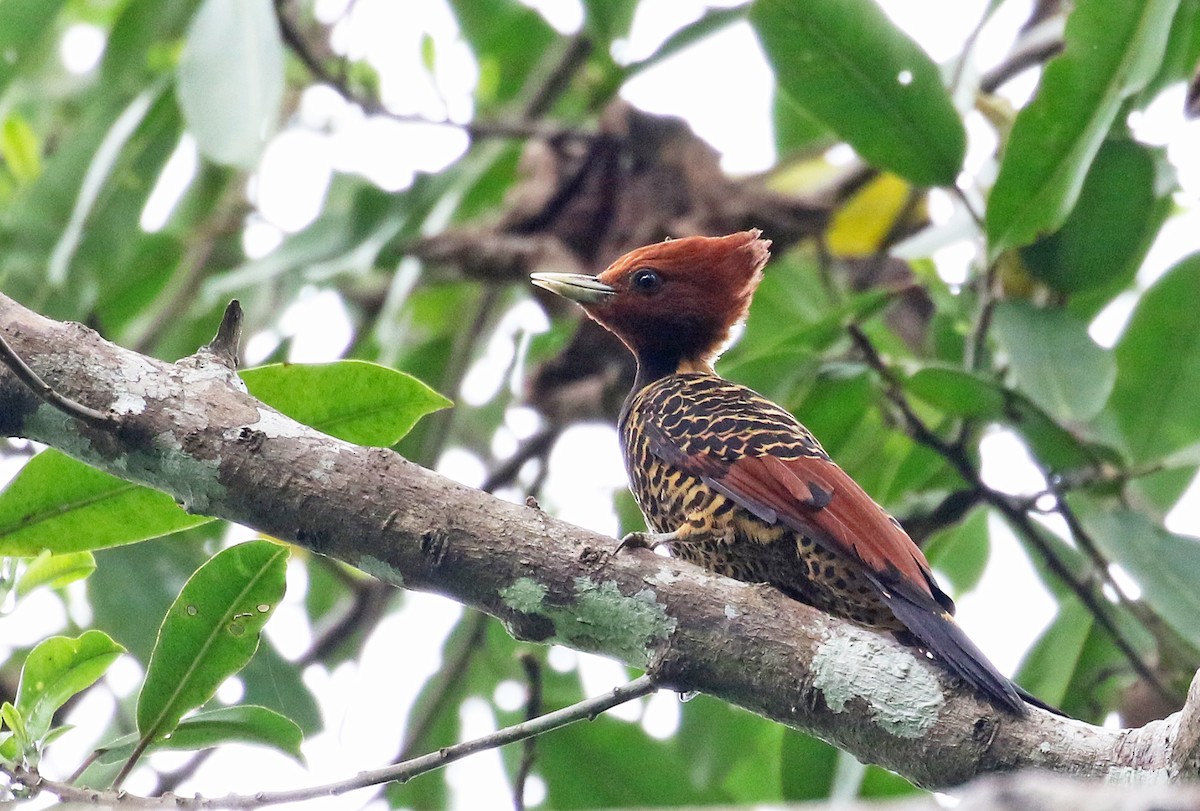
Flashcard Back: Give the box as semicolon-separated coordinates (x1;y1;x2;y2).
5;0;1200;808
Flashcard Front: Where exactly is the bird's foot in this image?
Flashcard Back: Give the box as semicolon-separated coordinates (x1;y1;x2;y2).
614;531;676;557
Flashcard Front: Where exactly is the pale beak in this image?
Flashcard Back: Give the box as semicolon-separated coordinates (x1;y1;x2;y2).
530;272;616;305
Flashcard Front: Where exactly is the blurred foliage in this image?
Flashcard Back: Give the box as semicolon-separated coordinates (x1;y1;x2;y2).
2;0;1200;806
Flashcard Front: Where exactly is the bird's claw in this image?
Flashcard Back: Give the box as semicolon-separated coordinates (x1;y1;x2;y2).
614;531;675;557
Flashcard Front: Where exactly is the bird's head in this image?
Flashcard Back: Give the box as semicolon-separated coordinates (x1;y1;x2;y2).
531;231;771;379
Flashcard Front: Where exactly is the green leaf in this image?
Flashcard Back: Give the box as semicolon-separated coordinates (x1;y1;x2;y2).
582;0;636;44
136;541;288;746
448;0;555;108
859;766;918;799
780;729;838;800
15;550;97;597
905;366;1005;418
98;705;303;763
47;82;168;288
924;508;990;595
1022;139;1171;304
1014;598;1092;707
1079;505;1200;651
673;697;783;803
624;6;747;79
90;529;220;663
176;0;284;167
992;301;1116;422
750;0;965;186
538;714;717;808
1;113;42;184
240;361;452;447
15;631;126;746
0;703;28;763
1108;254;1200;463
239;639;322;735
0;450;213;556
986;0;1179;255
772;87;832;156
0;0;67;98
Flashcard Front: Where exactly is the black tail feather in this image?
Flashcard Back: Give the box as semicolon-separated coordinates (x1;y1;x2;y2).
872;577;1029;716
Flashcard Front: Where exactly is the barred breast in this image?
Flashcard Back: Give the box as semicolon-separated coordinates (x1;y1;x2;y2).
617;373;900;629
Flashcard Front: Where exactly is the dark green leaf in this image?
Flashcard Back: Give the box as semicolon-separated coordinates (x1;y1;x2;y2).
1014;598;1092;707
239;639;323;735
779;729;838;800
538;714;717;808
15;631;125;746
751;0;965;186
1079;504;1200;651
772;87;833;156
177;0;284;167
905;366;1005;418
46;82;170;288
624;6;747;79
924;508;990;595
674;696;783;803
1058;622;1135;722
0;450;213;556
136;540;288;745
0;0;67;98
447;0;555;108
1022;139;1171;306
240;361;451;447
90;529;220;662
1008;394;1116;473
986;0;1179;254
1107;254;1200;463
1138;0;1200;104
992;301;1116;422
582;0;636;44
98;705;303;763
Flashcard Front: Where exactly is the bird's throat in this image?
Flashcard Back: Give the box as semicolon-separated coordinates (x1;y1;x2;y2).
631;349;715;393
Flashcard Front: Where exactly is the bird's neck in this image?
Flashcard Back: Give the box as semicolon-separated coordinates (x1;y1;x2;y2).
631;348;716;393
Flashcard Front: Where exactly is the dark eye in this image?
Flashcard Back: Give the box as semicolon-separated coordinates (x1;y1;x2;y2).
630;268;662;294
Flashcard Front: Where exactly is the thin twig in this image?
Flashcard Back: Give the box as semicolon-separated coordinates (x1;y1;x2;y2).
9;675;658;810
272;0;596;143
153;750;215;797
132;186;244;355
901;487;985;547
298;579;392;667
393;611;489;764
979;21;1064;94
480;427;560;495
963;255;1000;375
1045;484;1134;604
847;325;1174;702
0;330;113;428
416;284;505;467
513;653;543;811
948;3;993;101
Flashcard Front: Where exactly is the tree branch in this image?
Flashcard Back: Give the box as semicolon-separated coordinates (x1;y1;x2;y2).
0;292;1195;789
5;674;657;809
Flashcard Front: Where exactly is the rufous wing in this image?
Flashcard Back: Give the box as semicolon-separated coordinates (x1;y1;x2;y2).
644;418;1028;715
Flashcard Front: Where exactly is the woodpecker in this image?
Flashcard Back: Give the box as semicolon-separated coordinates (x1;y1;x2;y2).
532;230;1048;716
